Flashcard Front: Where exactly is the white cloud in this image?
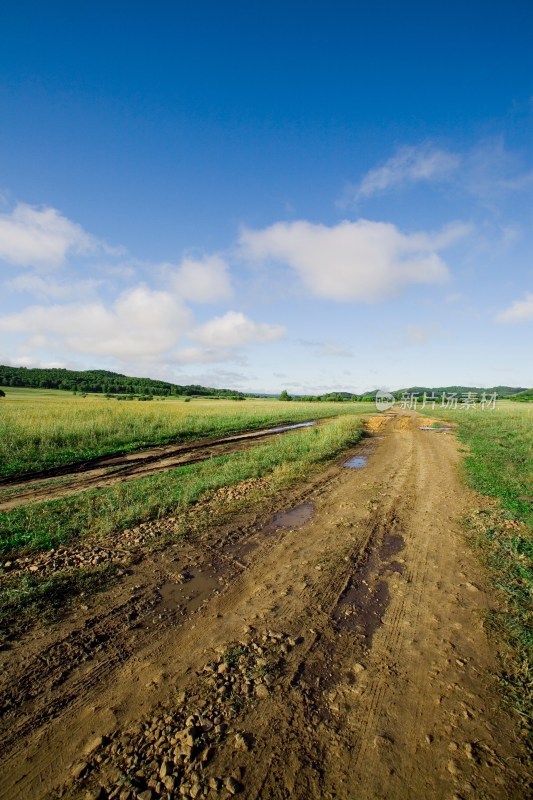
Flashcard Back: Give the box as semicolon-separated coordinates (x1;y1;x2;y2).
240;219;469;302
5;272;101;300
347;138;533;207
0;203;104;268
172;346;243;364
192;310;286;347
2;355;68;369
0;285;192;360
497;292;533;323
169;254;233;303
353;145;460;199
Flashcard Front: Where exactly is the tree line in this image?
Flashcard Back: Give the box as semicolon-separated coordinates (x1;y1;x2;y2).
0;366;246;399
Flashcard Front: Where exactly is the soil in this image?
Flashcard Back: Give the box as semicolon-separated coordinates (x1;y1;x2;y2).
0;413;530;799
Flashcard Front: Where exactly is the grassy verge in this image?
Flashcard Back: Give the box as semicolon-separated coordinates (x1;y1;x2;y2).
421;405;532;742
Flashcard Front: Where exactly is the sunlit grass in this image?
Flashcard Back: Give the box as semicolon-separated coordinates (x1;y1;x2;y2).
0;388;373;479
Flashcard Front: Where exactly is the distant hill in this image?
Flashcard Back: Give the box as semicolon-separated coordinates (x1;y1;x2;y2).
393;385;527;399
0;365;246;398
509;388;533;402
295;386;528;402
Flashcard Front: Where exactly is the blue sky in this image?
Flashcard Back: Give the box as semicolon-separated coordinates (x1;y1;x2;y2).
1;0;532;393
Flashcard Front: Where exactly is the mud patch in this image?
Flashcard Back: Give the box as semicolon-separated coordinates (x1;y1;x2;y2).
379;533;404;560
334;530;405;646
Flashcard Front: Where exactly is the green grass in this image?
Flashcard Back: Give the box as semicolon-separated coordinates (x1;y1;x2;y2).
0;415;364;556
0;388;372;479
421;402;533;741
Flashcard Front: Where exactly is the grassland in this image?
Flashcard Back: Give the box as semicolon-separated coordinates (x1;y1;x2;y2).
0;387;372;479
423;401;533;737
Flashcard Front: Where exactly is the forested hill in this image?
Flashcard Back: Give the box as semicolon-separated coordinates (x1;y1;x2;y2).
353;385;526;400
394;385;527;399
0;365;246;398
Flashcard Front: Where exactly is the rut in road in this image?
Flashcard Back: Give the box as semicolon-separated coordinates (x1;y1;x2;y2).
0;414;529;800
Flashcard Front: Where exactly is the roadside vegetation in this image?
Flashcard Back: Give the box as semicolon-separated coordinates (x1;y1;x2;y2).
423;402;533;741
0;389;373;479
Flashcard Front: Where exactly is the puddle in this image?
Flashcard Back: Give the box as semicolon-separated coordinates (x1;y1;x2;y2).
379;533;404;560
157;571;218;614
344;455;368;469
226;502;316;564
268;421;317;433
263;502;315;533
334;531;405;646
419;426;452;432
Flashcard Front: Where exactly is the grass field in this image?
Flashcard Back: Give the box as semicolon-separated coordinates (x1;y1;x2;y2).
423;401;533;736
0;387;373;479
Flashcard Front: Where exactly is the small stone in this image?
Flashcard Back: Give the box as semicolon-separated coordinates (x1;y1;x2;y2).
425;734;434;744
137;791;153;800
71;761;88;780
84;735;106;756
353;663;366;673
159;761;171;778
85;788;108;800
255;684;269;699
234;733;249;751
224;776;242;795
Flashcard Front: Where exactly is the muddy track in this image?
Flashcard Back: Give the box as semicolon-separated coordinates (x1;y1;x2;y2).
0;414;530;799
0;421;318;510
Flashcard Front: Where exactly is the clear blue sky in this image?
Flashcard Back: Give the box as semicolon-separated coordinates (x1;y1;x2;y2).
1;0;532;392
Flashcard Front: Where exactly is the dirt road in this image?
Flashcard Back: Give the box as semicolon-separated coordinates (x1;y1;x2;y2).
0;414;529;799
